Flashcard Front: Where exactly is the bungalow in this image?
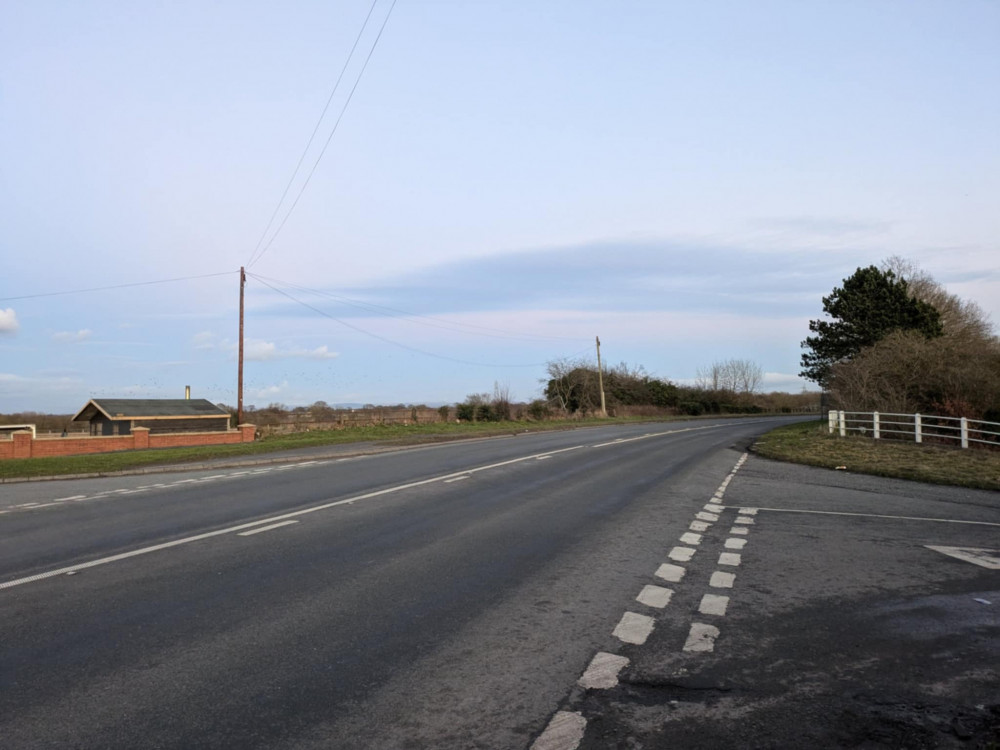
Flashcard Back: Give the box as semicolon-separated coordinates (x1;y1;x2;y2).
72;398;232;436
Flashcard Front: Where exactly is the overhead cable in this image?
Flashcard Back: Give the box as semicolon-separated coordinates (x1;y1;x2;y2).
0;271;237;302
247;0;399;269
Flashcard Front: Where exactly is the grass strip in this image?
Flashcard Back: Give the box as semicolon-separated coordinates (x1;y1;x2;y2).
752;420;1000;492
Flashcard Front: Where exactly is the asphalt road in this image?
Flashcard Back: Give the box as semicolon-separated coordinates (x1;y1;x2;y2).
1;417;793;748
3;416;996;749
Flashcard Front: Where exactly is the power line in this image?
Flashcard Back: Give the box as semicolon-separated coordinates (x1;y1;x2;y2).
0;271;237;303
248;0;399;269
249;272;590;344
245;0;381;268
248;273;591;368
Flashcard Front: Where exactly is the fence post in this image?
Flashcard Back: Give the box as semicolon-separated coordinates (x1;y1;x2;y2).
915;413;922;444
839;410;846;437
873;412;880;440
960;417;968;449
828;411;835;434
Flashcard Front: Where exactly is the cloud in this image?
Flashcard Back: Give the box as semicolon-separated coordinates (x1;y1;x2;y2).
0;308;18;334
251;381;289;399
52;329;93;343
244;340;339;362
192;331;217;349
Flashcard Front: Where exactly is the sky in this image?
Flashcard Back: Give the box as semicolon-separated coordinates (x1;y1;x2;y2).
2;0;998;414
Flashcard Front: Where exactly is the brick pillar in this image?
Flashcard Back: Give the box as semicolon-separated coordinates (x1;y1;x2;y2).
12;430;32;459
132;426;150;450
239;423;256;443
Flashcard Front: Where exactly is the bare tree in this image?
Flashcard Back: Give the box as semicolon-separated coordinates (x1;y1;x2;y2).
696;359;763;398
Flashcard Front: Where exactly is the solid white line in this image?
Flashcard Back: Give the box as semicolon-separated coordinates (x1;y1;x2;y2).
0;443;585;591
578;652;630;690
612;611;655;645
532;711;587;750
590;423;725;448
443;476;470;483
739;507;1000;528
535;455;552;460
683;622;720;653
636;584;673;609
237;520;299;537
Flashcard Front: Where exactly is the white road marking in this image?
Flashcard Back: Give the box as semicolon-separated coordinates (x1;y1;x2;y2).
710;571;735;588
636;584;673;608
683;622;720;653
237;520;300;537
655;563;685;583
443;476;470;483
729;527;748;535
699;594;729;616
739;507;758;515
689;521;710;532
696;512;719;522
536;455;552;460
532;711;586;750
704;503;723;512
668;546;695;562
18;503;40;508
718;552;742;567
734;516;754;525
172;480;197;485
925;546;1000;569
724;538;747;550
612;611;655;645
578;652;630;690
1;444;587;591
747;507;1000;528
53;495;86;502
679;532;702;545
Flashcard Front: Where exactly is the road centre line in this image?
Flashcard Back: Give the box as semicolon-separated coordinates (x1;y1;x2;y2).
0;444;585;591
590;423;724;449
237;520;299;536
727;507;1000;527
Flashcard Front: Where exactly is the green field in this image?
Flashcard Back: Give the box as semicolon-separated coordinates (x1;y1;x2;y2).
753;420;1000;492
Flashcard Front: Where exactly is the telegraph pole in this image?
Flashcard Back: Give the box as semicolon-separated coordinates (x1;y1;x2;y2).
596;335;607;417
237;266;246;425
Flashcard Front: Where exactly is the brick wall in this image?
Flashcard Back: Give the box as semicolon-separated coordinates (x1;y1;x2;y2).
0;425;255;461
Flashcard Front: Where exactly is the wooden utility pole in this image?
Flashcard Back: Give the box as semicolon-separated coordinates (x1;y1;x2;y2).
596;335;607;417
237;266;246;425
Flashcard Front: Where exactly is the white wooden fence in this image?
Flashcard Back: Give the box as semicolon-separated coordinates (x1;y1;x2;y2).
828;411;1000;449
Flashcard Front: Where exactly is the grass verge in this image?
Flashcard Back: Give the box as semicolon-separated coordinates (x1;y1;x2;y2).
752;420;1000;491
0;415;686;481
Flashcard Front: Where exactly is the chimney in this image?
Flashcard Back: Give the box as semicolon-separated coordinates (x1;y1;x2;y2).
185;385;191;400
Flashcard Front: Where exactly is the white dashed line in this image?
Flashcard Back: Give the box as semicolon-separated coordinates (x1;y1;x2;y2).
696;511;719;522
612;611;655;645
729;527;748;535
237;520;299;537
709;571;736;589
53;495;86;502
636;584;673;608
668;546;695;562
532;711;587;750
655;563;686;583
679;532;702;545
689;520;710;532
734;516;754;525
739;507;758;515
698;594;730;616
683;622;720;653
704;503;723;512
724;538;747;550
718;552;742;567
578;652;630;689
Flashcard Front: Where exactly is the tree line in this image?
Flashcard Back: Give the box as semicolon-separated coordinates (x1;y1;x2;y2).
800;257;1000;422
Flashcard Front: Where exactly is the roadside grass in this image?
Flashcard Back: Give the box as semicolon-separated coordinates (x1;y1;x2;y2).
0;414;708;481
753;420;1000;492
